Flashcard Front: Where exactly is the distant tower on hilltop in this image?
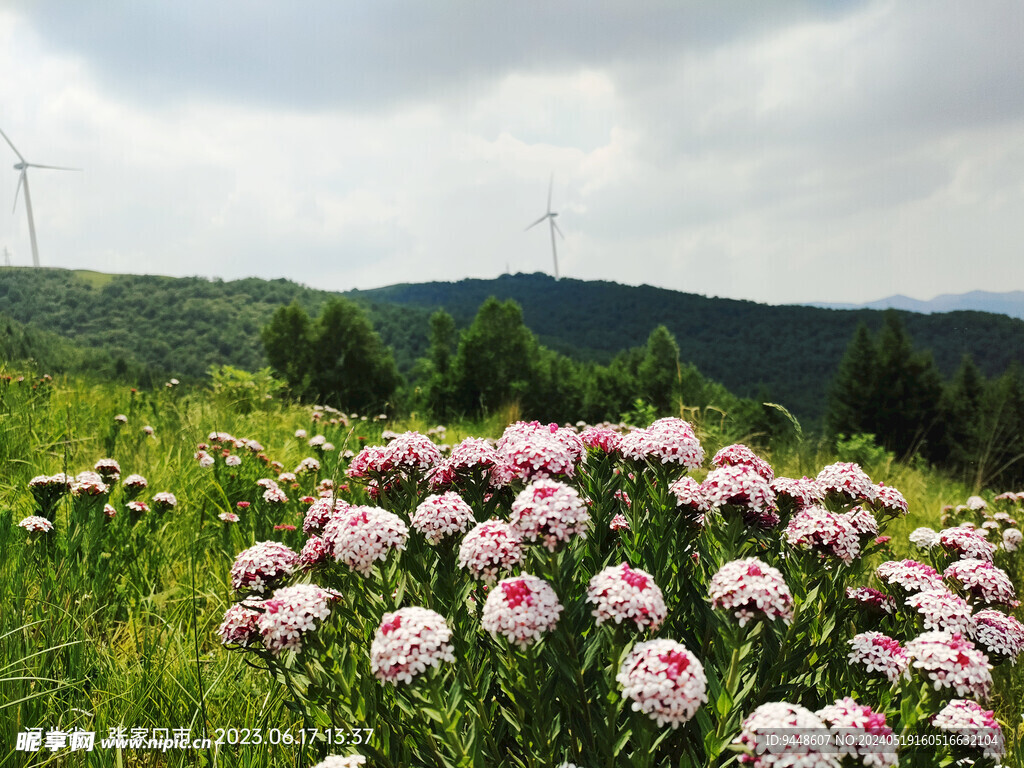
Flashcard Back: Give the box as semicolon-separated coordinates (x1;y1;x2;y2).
3;246;10;267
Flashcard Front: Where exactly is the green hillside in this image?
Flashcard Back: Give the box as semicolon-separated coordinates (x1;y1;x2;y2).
3;267;1024;420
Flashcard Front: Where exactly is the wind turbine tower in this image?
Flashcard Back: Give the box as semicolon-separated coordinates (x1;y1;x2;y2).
0;127;80;268
525;174;564;280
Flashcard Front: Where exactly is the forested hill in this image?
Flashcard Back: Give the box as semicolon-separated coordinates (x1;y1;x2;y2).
349;273;1024;417
3;267;1024;420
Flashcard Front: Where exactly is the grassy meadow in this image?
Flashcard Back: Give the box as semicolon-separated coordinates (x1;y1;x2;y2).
1;369;1022;767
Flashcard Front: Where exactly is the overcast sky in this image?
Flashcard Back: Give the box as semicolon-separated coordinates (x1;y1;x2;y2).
1;1;1022;304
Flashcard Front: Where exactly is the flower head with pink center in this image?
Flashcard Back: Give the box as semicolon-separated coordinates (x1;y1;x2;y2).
18;516;54;533
411;492;475;545
785;506;860;564
846;587;896;614
346;445;392;479
587;563;667;631
609;513;631;532
932;700;1005;759
848;632;910;683
262;485;288;504
371;606;455;684
972;610;1024;663
712;444;774;482
966;495;988;511
258;583;337;656
71;471;108;497
152;492;177;510
875;560;944;594
769;476;824;510
217;599;264;647
702;465;778;528
104;503;117;518
1003;527;1022;552
482;574;562;648
510;479;590;552
669;476;711;521
816;462;877;504
385;431;441;473
127;500;149;515
324;506;408;577
497;421;582;480
303;498;349;535
709;558;794;626
94;458;121;483
815;697;897;768
906;588;975;635
219;512;239;523
843;507;879;538
230;541;300;594
872;484;908;517
123;473;148;490
579;426;622;454
459;520;524;583
438;437;510;488
944;559;1016;606
299;536;330;568
940;526;997;561
905;631;992;699
618;418;704;469
616;639;707;728
735;702;840;768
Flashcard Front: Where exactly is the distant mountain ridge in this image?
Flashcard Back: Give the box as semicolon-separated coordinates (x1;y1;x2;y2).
4;268;1024;422
808;290;1024;320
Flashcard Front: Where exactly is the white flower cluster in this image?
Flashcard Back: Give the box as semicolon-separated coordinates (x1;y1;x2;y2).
311;756;366;768
411;492;475;544
295;456;321;474
712;443;774;481
370;607;455;684
905;589;975;635
875;559;943;593
152;492;177;510
510;479;590;552
905;631;992;700
1003;527;1022;552
386;431;442;472
122;473;148;489
258;584;336;656
94;458;121;482
458;520;524;584
616;639;707;728
908;527;940;549
71;470;109;497
701;465;778;528
324;506;409;577
709;558;794;626
18;516;54;533
230;541;299;594
586;563;666;631
847;632;909;683
872;484;908;517
770;476;824;509
481;574;562;648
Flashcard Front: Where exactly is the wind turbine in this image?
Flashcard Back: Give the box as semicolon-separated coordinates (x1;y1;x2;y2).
525;174;564;280
0;127;80;268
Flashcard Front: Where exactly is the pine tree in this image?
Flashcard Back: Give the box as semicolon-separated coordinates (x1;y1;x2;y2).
637;325;680;415
826;322;878;437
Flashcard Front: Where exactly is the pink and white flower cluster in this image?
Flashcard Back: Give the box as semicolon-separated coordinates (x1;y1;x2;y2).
579;426;622;454
815;697;897;768
510;480;590;551
411;492;475;544
872;484;908;517
258;584;337;656
94;458;121;483
846;587;896;614
712;444;773;481
939;526;996;561
618;418;704;469
371;607;455;684
735;702;840;767
482;574;562;648
875;560;943;594
616;639;707;728
905;589;975;635
848;632;909;683
323;506;409;577
669;476;710;520
769;476;824;510
784;506;860;564
71;471;109;497
709;558;794;626
905;631;993;699
152;492;177;510
972;610;1024;662
497;421;583;480
943;559;1016;605
18;516;54;533
908;527;940;549
586;563;666;631
931;700;1005;759
458;520;524;583
816;462;876;504
230;541;300;594
701;465;778;528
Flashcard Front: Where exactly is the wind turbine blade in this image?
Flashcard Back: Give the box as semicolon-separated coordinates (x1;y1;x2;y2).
553;219;565;239
525;214;548;231
12;171;24;213
27;163;82;171
547;173;553;213
0;126;26;163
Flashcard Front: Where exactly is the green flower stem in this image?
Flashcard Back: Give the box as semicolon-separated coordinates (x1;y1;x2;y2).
426;671;470;768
